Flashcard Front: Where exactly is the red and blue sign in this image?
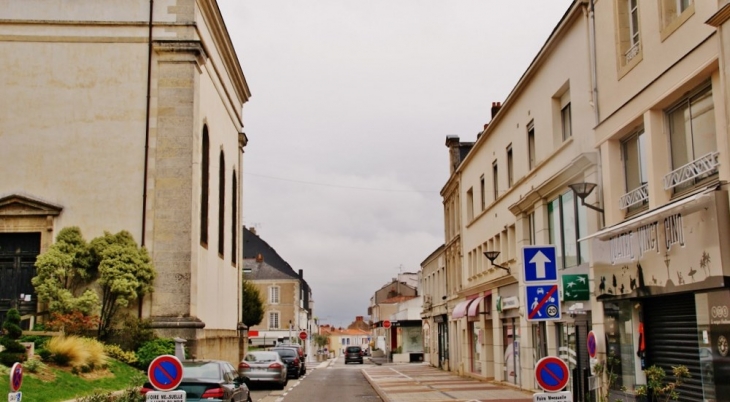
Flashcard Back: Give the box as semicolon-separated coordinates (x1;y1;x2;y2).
148;355;184;391
587;331;597;359
535;356;570;392
526;284;561;322
10;362;23;392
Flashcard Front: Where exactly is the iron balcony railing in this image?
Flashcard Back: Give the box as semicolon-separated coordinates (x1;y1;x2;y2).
663;151;720;190
619;183;649;210
625;41;640;63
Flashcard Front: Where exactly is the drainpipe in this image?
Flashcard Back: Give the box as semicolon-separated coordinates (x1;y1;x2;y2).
139;0;154;318
588;0;599;124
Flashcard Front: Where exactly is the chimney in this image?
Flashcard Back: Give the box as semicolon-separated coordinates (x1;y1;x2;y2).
445;135;461;174
356;316;363;322
491;102;502;119
249;226;257;235
299;269;303;278
256;253;263;263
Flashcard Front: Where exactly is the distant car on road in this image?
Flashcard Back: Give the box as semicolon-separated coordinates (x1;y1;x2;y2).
345;346;364;364
238;351;288;390
141;359;251;402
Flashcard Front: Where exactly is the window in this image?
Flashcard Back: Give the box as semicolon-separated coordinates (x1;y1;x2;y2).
200;127;209;246
617;0;642;67
660;0;693;33
603;300;637;390
492;161;499;201
507;144;514;188
466;188;474;221
480;176;486;211
528;212;536;245
667;84;717;192
218;151;225;257
527;123;536;170
269;312;280;329
621;128;648;212
548;191;588;269
231;170;237;264
561;103;572;141
270;286;280;304
628;0;640;51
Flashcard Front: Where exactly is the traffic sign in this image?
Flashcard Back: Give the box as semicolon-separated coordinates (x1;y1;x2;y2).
533;391;572;401
10;362;22;392
526;284;561;322
299;331;308;340
535;356;570;392
383;320;391;329
522;246;558;283
587;331;597;359
148;355;184;392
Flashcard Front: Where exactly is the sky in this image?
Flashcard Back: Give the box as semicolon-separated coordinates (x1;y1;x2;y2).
217;0;574;328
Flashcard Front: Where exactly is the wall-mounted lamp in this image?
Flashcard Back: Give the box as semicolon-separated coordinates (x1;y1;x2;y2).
483;251;511;274
568;182;604;214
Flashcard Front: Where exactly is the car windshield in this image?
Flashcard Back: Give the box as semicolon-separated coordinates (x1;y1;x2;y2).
182;362;221;380
245;352;279;363
274;349;297;357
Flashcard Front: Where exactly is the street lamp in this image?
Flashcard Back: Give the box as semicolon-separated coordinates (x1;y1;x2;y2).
289;320;292;343
483;251;511;274
568;182;604;213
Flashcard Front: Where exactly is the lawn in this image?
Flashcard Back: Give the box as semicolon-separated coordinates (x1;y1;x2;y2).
0;359;143;402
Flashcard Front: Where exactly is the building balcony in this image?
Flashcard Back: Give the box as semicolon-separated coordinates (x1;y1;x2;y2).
625;41;641;64
619;183;649;210
663;152;720;191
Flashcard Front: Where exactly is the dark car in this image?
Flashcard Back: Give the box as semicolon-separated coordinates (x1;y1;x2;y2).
271;347;303;378
141;359;251;402
344;346;364;364
276;343;307;375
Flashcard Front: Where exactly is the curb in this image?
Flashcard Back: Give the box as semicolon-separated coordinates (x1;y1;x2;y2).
368;357;382;366
361;367;392;402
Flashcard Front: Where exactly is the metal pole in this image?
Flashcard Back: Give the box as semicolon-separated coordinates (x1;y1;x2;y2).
289;320;292;343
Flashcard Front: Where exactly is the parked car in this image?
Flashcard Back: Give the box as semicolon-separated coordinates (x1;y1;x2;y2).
276;343;307;374
141;359;251;402
238;351;288;390
344;345;364;364
271;347;302;378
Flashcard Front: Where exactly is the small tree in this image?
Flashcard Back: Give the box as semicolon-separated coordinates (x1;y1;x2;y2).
636;365;690;402
0;309;27;366
593;352;624;402
32;227;99;315
313;334;329;351
241;279;264;329
90;231;156;339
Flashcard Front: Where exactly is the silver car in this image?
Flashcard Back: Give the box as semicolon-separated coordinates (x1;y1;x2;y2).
238;351;288;390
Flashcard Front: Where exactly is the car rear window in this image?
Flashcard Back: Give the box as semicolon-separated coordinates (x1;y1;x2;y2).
245;352;278;362
347;346;361;353
274;349;297;357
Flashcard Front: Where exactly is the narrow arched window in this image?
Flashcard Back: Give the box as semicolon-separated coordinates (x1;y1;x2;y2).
218;151;225;257
231;170;237;264
200;126;209;246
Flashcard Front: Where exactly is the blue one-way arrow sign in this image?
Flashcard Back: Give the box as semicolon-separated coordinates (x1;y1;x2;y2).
522;246;558;283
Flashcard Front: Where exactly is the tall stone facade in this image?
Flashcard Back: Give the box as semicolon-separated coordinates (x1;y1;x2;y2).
0;0;251;362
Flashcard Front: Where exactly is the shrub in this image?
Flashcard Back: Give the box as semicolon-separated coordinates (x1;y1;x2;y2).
135;338;175;369
46;335;89;367
45;311;100;336
24;358;45;373
19;334;50;350
113;315;155;352
37;348;52;361
0;309;26;367
81;337;108;368
104;344;138;365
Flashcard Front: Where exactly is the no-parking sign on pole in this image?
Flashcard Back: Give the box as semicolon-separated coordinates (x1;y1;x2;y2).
534;356;570;392
8;362;23;401
146;355;186;401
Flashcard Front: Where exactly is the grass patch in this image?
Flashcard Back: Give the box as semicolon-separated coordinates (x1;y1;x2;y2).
0;359;143;402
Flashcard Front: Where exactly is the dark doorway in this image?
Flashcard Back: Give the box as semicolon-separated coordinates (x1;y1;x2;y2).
0;232;41;325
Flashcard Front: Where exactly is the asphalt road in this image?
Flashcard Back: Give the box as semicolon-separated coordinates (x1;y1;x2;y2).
249;357;382;402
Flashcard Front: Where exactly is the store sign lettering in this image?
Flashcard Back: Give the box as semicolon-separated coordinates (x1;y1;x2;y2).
608;215;684;265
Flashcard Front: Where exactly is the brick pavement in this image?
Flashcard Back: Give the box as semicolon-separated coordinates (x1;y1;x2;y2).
362;362;534;402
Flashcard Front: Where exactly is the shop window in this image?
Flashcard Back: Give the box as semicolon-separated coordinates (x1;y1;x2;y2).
548;191;588;269
503;319;521;385
621;128;648;213
603;300;637;391
532;322;548;361
666;83;717;193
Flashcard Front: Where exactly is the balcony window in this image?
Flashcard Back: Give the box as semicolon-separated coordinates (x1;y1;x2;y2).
666;84;717;192
548;191;588;269
620;129;648;212
615;0;642;71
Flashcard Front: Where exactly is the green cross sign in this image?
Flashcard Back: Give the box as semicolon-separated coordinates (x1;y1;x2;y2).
562;274;589;301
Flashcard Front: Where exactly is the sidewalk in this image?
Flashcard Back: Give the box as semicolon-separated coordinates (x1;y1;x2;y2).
362;362;534;402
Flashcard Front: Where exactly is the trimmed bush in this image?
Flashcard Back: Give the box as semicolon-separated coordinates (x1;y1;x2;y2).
23;357;45;373
0;308;26;367
104;344;138;365
135;338;175;370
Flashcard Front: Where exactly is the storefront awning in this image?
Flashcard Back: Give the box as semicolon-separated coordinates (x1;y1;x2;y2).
451;299;471;318
467;290;492;317
578;187;716;242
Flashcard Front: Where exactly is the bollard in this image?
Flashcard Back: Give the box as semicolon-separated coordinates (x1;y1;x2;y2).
174;337;187;360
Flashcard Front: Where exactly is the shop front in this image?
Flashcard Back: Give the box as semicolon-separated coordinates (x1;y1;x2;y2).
434;314;449;370
497;283;521;386
589;188;730;402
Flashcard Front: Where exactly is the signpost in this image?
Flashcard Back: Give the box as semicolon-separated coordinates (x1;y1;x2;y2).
146;355;186;401
299;331;308;341
8;362;22;402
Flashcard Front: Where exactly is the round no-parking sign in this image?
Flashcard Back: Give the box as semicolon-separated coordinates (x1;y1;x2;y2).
148;355;184;391
10;362;23;392
535;356;570;392
587;331;597;359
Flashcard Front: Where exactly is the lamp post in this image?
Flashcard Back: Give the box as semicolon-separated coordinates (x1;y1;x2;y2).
289;320;292;343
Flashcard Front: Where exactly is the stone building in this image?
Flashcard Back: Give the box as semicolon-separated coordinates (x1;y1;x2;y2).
0;0;250;360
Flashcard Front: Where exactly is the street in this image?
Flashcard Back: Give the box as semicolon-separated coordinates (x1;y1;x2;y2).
249;356;382;402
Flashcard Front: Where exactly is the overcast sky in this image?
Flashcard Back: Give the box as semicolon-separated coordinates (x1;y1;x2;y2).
217;0;574;328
